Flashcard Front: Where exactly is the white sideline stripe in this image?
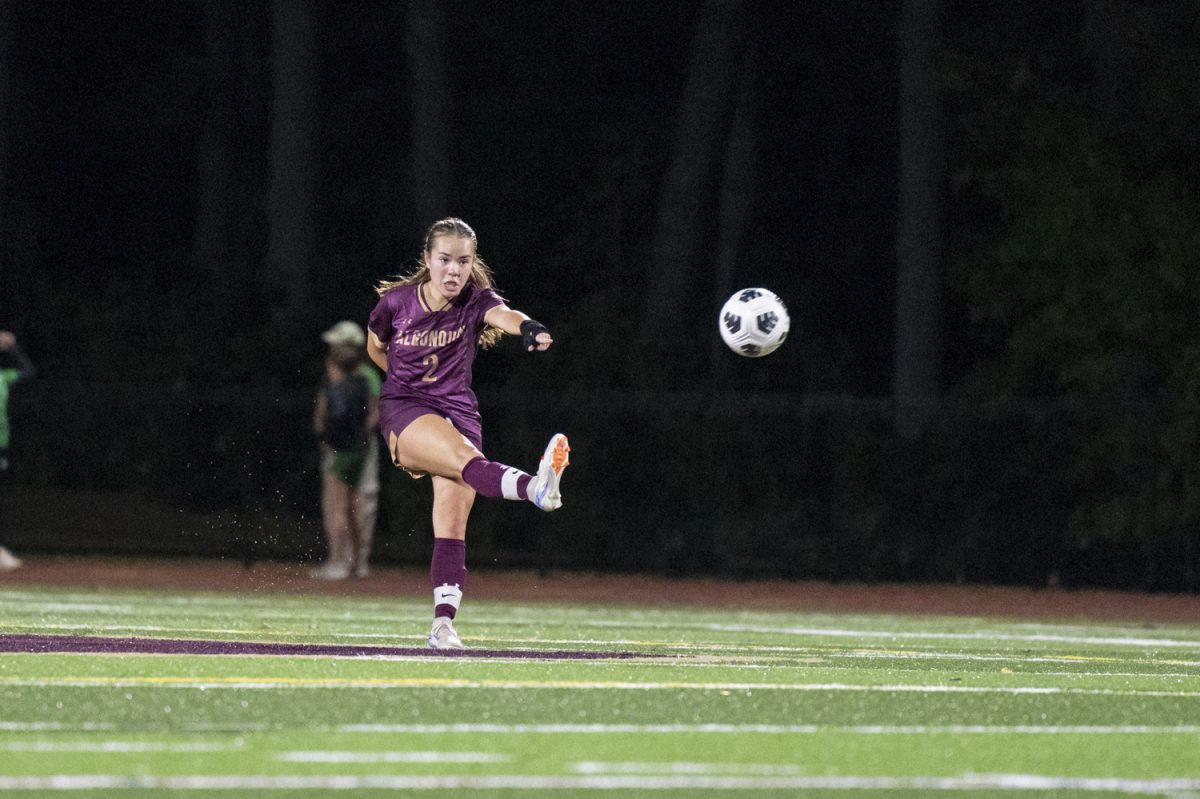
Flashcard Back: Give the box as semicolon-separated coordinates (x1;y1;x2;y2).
5;676;1200;697
2;742;233;753
703;623;1200;650
3;624;301;637
35;603;138;613
575;616;1200;647
307;630;1200;652
574;761;802;775
6;721;1192;737
1036;671;1193;678
0;721;269;733
275;751;508;764
0;722;115;731
2;773;1200;792
337;723;1200;735
826;650;1200;667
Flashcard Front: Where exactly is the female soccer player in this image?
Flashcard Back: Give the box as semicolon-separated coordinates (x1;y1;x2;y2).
366;217;569;650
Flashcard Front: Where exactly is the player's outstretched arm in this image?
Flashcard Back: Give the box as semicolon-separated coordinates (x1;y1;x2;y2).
484;306;553;352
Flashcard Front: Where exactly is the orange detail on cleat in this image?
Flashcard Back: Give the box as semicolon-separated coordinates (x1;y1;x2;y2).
532;433;570;511
551;437;571;474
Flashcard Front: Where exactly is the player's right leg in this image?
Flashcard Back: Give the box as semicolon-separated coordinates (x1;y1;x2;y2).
427;476;474;650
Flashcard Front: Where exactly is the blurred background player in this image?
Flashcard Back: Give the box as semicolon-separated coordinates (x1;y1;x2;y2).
312;321;381;580
367;217;569;650
0;330;35;572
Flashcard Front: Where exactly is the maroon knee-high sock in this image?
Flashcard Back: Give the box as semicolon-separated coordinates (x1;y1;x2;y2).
431;538;467;619
461;456;532;500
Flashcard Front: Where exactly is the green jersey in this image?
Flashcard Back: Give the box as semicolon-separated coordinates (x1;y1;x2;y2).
0;345;35;450
0;369;17;449
358;362;382;398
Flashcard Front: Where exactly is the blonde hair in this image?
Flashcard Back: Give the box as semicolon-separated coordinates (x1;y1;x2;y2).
375;218;505;349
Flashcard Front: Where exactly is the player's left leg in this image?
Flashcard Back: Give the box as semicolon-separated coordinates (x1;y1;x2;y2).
388;412;570;511
459;433;571;511
427;476;474;650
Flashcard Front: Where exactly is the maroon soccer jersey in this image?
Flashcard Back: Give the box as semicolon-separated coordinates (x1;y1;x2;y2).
368;282;505;417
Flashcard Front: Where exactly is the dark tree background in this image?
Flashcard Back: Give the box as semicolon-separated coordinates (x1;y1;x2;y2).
2;0;1199;590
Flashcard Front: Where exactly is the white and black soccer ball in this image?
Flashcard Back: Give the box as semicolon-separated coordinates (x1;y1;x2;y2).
718;288;790;358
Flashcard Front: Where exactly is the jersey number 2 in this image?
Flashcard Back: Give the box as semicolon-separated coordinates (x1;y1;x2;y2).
421;354;439;383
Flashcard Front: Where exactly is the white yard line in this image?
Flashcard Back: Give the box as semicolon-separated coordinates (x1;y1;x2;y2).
336;722;1200;735
4;721;1195;736
0;773;1199;793
704;623;1200;650
1;624;299;637
3;675;1199;697
2;741;234;752
572;760;804;775
0;722;116;731
275;751;508;764
0;721;269;733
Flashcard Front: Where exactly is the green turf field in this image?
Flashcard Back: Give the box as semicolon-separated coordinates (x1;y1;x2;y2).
1;584;1199;797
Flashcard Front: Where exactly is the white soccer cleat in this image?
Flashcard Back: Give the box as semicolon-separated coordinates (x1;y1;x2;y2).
428;616;464;650
529;433;570;511
0;547;22;572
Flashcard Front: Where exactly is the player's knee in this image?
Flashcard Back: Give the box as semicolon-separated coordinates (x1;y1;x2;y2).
451;443;485;476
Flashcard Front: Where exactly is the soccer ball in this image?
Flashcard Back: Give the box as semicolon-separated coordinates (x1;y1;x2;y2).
718;288;790;357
